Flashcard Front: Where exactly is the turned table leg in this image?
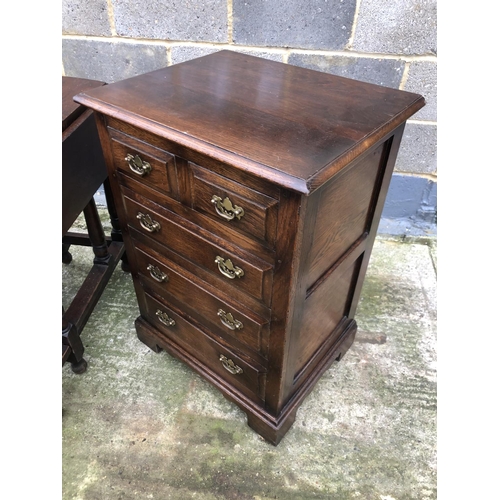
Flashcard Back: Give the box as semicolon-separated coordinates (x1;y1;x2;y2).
62;242;72;264
83;197;110;266
62;311;87;374
103;178;130;272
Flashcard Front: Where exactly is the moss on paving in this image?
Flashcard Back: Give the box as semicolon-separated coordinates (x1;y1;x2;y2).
63;221;436;500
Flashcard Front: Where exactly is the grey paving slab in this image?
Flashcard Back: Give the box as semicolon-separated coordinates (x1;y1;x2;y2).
63;212;436;499
428;240;437;274
378;217;437;238
112;0;227;42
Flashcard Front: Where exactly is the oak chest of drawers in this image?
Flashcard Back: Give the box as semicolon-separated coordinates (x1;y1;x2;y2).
75;50;424;445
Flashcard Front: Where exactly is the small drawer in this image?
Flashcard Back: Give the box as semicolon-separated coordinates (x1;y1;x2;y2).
189;163;279;248
109;127;177;198
142;291;266;402
134;243;269;357
122;192;274;306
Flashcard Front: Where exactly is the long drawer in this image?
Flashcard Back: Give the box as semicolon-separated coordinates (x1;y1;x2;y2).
141;291;267;403
122;190;274;306
133;241;270;360
117;171;277;265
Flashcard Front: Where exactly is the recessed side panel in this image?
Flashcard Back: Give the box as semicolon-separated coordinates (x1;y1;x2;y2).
304;143;385;290
294;255;363;378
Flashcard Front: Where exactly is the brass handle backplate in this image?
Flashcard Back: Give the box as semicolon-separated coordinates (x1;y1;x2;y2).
147;264;168;283
219;355;243;375
211;195;245;221
217;309;243;331
156;309;175;327
137;212;161;233
125;153;152;176
215;256;244;279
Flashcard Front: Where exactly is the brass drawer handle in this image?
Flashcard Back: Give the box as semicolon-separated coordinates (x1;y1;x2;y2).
217;309;243;331
125;153;152;176
219;355;243;375
211;195;245;221
156;309;175;327
137;212;161;233
215;256;244;279
147;264;168;283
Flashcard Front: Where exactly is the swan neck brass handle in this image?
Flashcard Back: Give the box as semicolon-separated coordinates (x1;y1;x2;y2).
156;309;175;327
137;212;161;233
211;195;245;221
125;153;152;176
217;309;243;331
215;256;244;279
147;264;168;283
219;355;243;375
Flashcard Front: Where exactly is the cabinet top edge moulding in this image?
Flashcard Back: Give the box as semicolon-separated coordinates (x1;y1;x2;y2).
73;50;425;195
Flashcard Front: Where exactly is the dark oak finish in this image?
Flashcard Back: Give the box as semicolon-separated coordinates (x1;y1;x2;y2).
75;51;424;443
62;76;126;372
133;243;270;360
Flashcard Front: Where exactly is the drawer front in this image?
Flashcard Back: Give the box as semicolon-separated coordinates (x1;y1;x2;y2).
189;163;279;248
142;291;266;402
117;171;277;266
133;243;269;357
123;192;273;306
109;127;177;198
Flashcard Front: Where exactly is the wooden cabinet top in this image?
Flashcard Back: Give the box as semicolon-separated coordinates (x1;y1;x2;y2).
63;76;105;132
74;50;424;194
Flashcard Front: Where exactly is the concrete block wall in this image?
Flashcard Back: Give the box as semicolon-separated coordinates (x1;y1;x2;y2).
63;0;437;234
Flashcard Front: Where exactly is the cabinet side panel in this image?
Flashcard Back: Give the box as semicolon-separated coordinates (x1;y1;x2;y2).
304;143;385;290
294;257;362;376
347;125;406;318
288;132;399;391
